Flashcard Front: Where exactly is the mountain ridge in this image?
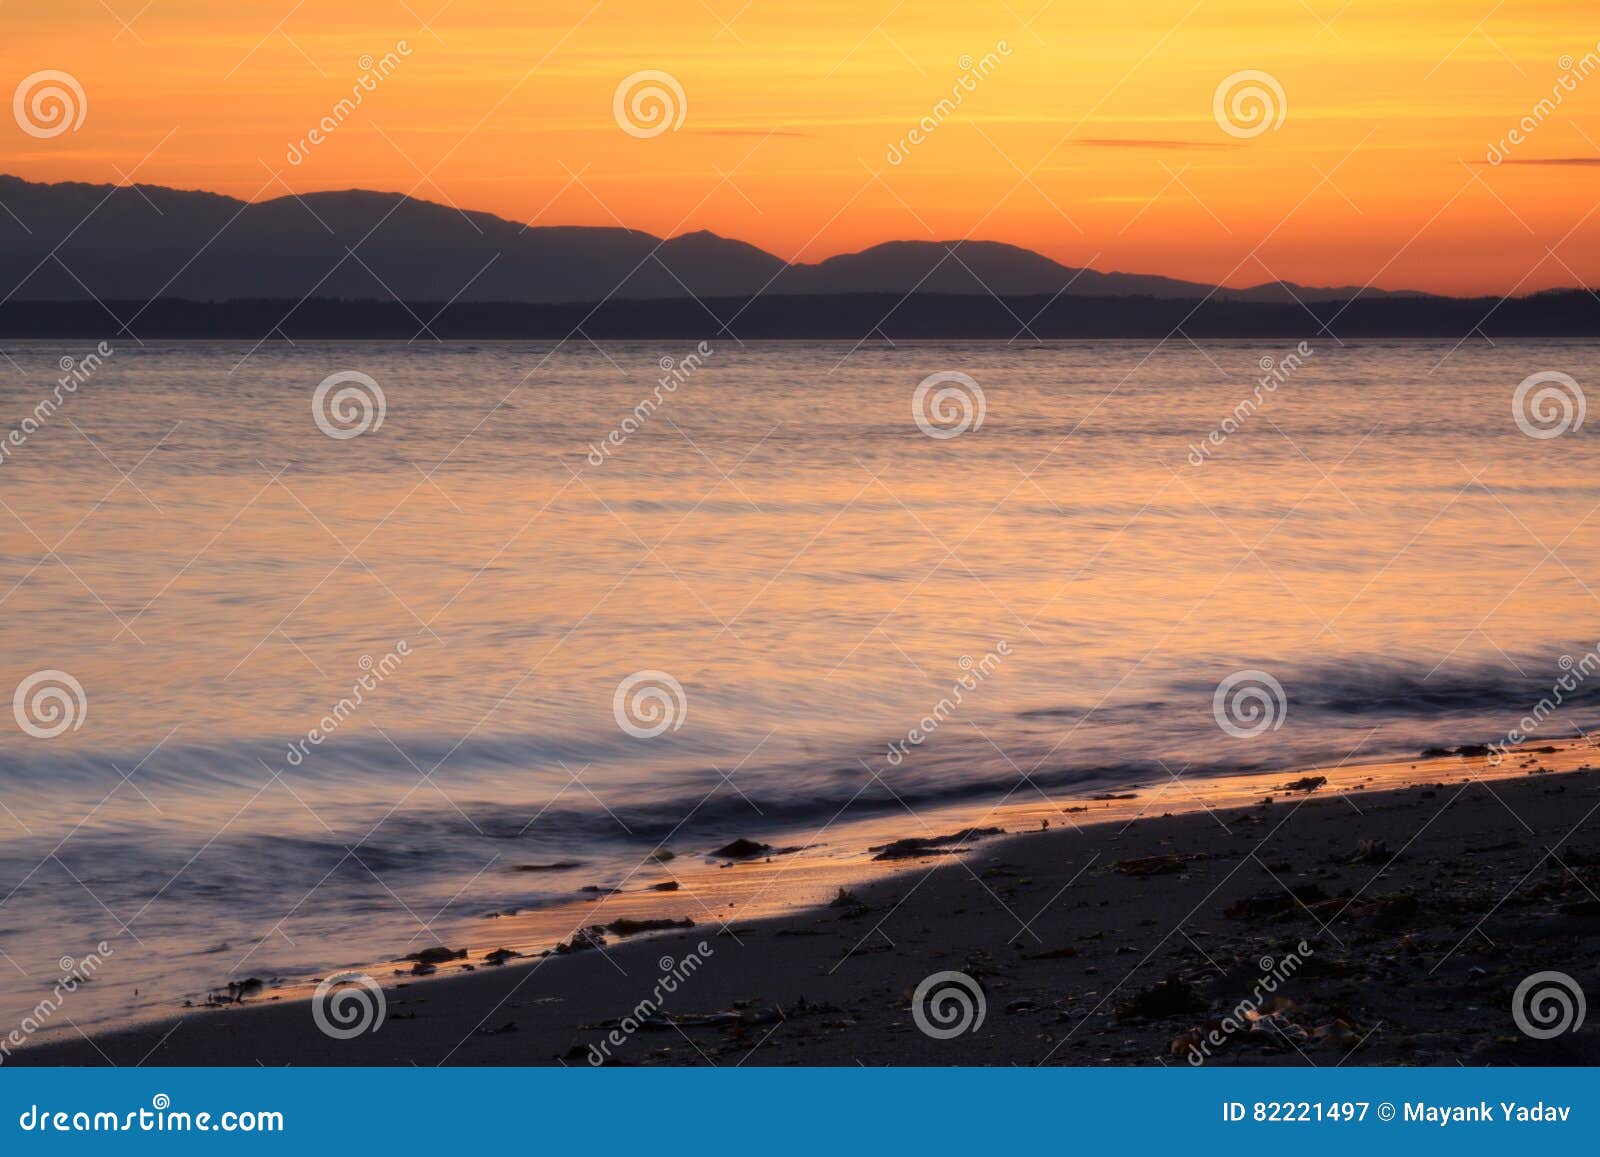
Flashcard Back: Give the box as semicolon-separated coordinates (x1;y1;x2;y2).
0;175;1444;307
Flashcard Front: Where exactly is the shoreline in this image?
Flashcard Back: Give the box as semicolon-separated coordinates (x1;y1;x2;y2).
13;738;1600;1066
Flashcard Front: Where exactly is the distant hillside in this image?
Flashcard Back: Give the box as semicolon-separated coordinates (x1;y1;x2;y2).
0;175;1427;307
5;290;1598;340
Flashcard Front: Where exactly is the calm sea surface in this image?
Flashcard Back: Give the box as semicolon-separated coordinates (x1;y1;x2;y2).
1;337;1597;1033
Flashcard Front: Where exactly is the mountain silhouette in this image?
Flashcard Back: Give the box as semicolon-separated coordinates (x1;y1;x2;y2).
0;175;1423;306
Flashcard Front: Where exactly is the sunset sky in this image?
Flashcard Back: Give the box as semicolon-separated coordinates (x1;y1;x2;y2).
6;0;1599;294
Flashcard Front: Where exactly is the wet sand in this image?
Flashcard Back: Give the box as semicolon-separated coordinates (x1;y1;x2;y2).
16;742;1600;1066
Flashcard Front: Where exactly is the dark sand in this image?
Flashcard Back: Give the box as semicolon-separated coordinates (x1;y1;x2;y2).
17;766;1600;1066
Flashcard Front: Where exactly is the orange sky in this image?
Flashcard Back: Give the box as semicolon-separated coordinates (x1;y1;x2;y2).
6;0;1599;293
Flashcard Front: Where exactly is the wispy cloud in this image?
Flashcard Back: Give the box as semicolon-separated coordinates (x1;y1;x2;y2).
1483;157;1600;166
1076;138;1237;151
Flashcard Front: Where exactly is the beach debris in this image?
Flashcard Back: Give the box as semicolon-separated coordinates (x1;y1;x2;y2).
1115;975;1206;1021
512;861;584;872
1349;891;1421;929
553;918;693;953
1019;946;1080;960
409;962;437;976
1343;838;1392;865
1113;852;1210;877
867;826;1003;861
1281;776;1327;793
478;1021;518;1035
842;942;891;958
651;848;677;863
828;886;871;918
651;881;680;891
603;917;694;937
554;928;609;955
578;884;623;895
1223;883;1329;920
218;977;264;1003
1423;744;1495;759
483;947;522;966
1311;1018;1362;1047
710;838;773;860
589;999;842;1035
1089;793;1138;801
403;946;467;965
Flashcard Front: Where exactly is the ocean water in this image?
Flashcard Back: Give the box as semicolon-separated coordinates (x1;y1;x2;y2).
1;337;1598;1035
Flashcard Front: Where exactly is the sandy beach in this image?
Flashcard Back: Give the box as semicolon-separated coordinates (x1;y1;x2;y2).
15;741;1600;1067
